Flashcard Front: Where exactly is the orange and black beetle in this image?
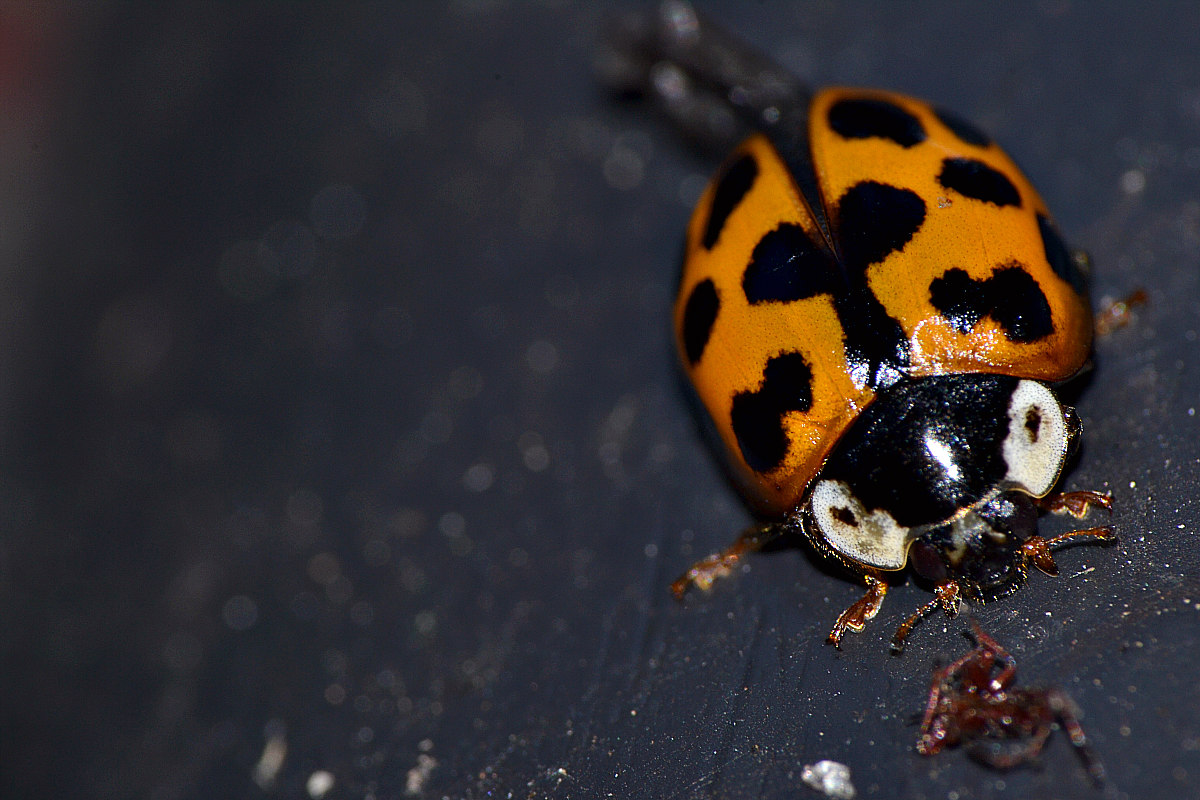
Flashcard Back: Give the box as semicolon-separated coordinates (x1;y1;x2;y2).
603;2;1116;651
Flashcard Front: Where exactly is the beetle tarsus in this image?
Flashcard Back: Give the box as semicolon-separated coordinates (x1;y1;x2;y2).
1022;525;1117;579
891;581;961;654
670;522;786;598
1038;490;1113;519
827;575;888;647
1094;288;1147;337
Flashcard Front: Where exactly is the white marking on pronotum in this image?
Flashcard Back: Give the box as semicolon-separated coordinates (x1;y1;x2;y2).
1002;380;1068;497
811;479;912;569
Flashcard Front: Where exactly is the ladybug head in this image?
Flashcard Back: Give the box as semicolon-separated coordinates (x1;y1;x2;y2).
907;490;1040;600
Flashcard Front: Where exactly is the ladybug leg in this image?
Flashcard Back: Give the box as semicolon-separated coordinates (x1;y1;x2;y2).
1021;492;1115;576
597;1;807;152
1021;536;1060;576
670;521;786;598
1094;288;1147;337
1037;490;1112;519
827;574;887;648
1070;248;1094;277
890;581;962;654
1021;527;1117;577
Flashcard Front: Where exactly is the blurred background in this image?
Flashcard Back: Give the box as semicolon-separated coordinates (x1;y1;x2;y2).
2;3;1198;798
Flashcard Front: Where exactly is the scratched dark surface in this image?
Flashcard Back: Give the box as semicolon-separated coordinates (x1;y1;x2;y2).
2;3;1198;799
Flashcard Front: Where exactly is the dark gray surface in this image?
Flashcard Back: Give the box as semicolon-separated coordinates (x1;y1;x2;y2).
2;3;1198;799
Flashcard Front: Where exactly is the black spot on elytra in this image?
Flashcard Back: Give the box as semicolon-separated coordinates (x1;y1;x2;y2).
835;287;911;390
836;182;927;270
934;107;992;147
702;154;758;250
828;98;926;147
1037;213;1087;294
1025;407;1043;442
937;157;1021;207
832;506;859;527
731;351;813;473
743;223;841;304
929;264;1055;343
826;181;920;388
759;101;913;389
682;279;719;365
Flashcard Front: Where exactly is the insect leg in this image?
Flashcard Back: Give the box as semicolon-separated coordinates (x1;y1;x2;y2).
597;1;808;152
1021;527;1116;577
1038;490;1112;519
670;521;787;597
966;620;1017;692
827;574;888;648
1094;288;1147;337
890;581;961;654
1048;689;1108;785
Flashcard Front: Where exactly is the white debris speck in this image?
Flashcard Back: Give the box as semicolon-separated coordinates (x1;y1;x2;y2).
463;462;495;492
1120;169;1146;194
406;753;438;795
252;721;288;789
801;760;857;799
306;769;335;799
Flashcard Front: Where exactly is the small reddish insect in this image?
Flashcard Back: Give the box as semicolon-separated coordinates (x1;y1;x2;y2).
917;622;1105;782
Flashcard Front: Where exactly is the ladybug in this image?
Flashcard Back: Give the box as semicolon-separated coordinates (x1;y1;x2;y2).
603;3;1117;651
